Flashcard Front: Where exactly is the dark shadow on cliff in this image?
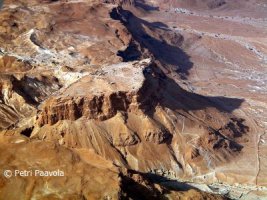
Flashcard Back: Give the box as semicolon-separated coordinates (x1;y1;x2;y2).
120;170;198;200
139;69;245;114
110;7;248;148
110;7;245;113
111;7;192;80
121;170;230;199
138;70;247;150
144;172;196;191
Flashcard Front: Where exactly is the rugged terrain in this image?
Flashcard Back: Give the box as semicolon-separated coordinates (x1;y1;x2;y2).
0;0;266;199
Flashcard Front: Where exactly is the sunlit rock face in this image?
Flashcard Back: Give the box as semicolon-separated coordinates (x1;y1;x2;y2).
0;0;266;199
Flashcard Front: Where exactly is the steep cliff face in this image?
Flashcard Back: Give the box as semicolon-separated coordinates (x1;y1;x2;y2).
0;54;62;130
37;59;150;125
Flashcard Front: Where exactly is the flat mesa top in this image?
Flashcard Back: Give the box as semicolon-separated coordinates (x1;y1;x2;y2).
60;59;151;97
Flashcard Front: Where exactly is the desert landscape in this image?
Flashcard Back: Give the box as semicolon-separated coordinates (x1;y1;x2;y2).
0;0;266;199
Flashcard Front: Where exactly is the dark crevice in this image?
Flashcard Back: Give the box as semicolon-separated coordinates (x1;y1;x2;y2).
117;40;142;61
21;127;33;137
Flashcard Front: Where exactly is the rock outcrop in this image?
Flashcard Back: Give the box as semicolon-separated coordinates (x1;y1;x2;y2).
37;59;150;125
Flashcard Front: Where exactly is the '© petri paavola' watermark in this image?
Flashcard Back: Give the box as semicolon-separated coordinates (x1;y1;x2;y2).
3;169;64;178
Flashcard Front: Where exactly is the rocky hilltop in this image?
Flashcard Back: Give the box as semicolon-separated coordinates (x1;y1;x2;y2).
0;0;266;199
